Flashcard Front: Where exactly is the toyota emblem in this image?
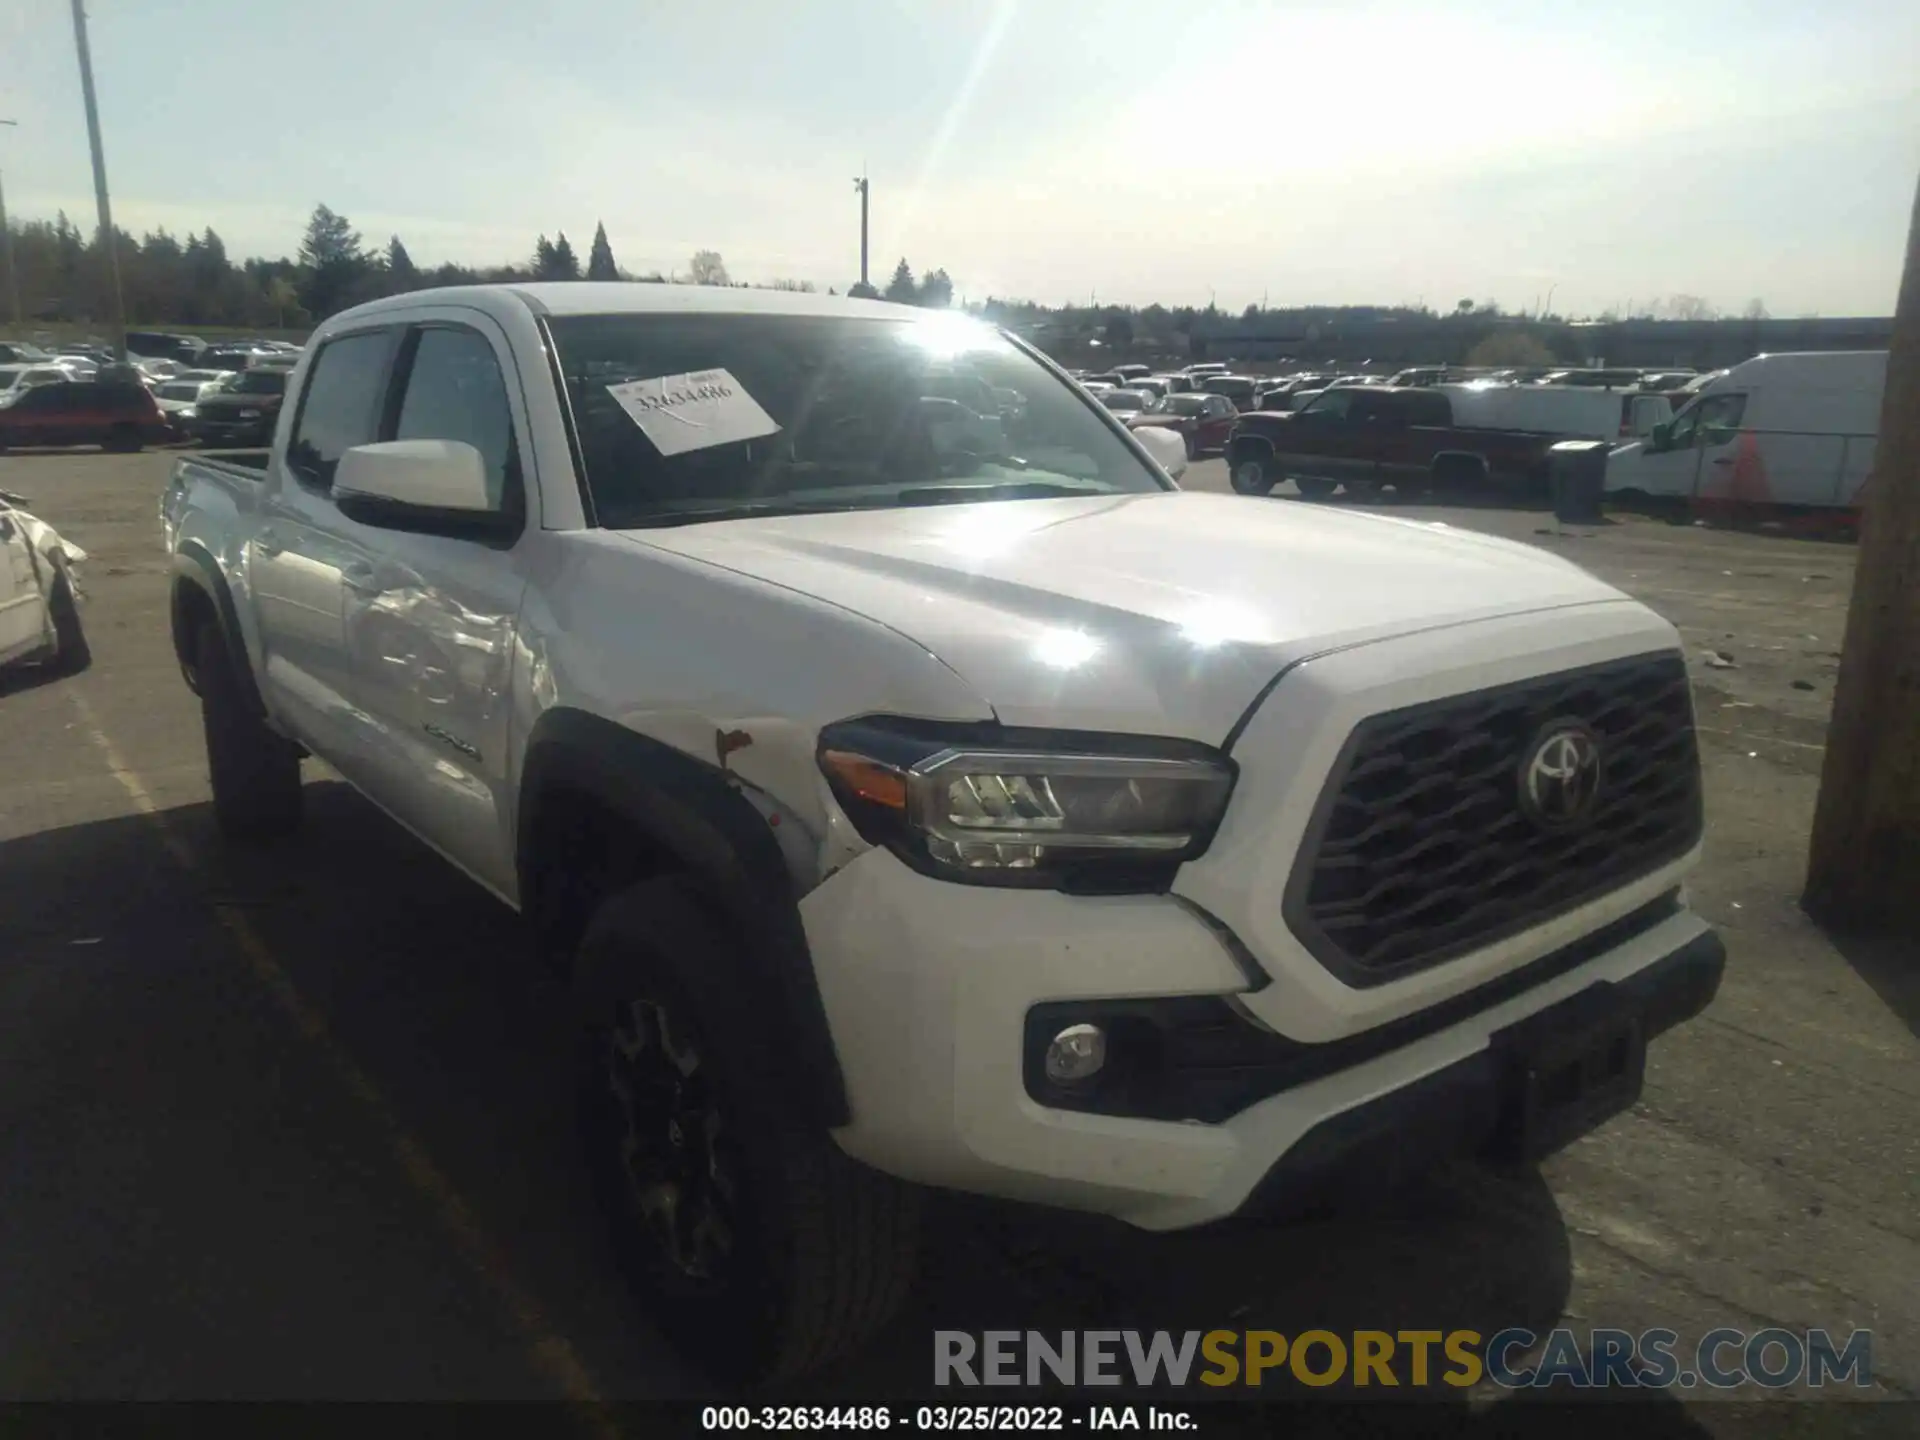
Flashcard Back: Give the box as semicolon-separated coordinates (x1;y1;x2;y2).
1519;722;1604;828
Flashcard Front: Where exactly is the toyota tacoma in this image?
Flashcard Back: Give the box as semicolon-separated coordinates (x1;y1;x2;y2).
161;285;1723;1384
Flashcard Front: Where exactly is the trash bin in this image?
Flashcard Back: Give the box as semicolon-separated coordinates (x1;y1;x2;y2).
1548;439;1609;524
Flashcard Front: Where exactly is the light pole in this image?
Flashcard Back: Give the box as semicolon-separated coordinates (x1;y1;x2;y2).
852;173;870;293
70;0;127;363
0;119;19;327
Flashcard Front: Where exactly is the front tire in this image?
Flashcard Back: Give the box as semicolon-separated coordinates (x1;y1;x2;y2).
104;424;143;453
46;563;90;674
196;623;303;839
577;879;921;1386
1230;457;1273;495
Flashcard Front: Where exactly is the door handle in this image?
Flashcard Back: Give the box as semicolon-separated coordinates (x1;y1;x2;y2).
254;529;284;557
1710;457;1734;467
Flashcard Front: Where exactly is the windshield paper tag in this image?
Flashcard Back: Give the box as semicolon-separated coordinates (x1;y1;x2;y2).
604;369;780;457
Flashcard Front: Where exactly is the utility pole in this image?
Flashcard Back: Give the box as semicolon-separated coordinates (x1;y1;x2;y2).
1804;170;1920;934
0;119;19;327
852;173;870;292
71;0;127;363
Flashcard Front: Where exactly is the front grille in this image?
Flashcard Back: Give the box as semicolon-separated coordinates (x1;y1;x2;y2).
1285;653;1702;983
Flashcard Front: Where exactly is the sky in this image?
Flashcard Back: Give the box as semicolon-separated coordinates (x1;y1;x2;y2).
1;0;1917;316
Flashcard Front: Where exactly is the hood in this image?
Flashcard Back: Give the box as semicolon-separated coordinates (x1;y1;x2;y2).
620;491;1629;743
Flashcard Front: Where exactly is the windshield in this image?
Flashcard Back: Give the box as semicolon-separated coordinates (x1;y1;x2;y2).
0;368;21;388
1162;394;1211;416
546;312;1168;528
1100;389;1150;410
225;370;288;395
158;382;204;401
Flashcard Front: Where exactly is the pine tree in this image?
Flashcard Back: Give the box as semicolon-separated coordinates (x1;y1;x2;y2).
884;258;916;303
586;222;619;281
533;235;558;277
551;232;581;280
387;235;417;282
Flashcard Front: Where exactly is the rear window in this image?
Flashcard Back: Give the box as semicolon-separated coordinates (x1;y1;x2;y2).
546;311;1167;529
287;329;396;488
228;370;289;396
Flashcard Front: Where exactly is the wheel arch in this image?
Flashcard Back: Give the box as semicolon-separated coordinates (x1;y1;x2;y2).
518;707;851;1130
170;545;266;714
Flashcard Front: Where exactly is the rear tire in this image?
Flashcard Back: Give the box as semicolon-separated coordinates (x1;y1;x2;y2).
104;424;143;454
1293;475;1338;500
46;564;90;675
577;878;921;1386
196;623;303;839
1230;457;1273;495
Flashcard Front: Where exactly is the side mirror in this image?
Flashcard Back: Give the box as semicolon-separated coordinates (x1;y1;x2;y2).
333;439;517;540
1647;422;1672;453
1132;424;1188;481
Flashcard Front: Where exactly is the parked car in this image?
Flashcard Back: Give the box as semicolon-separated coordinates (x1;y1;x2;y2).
1535;368;1646;389
1081;370;1126;387
1604;351;1883;510
1126;390;1238;456
1198;373;1260;410
0;378;169;452
186;367;292;446
1097;387;1156;420
1183;362;1228;378
197;345;272;372
1226;384;1568;499
1154;372;1197;394
126;330;206;364
1257;387;1321;413
152;375;236;435
0;487;90;675
1126;376;1172;400
1109;363;1152;381
0;365;74;407
162;282;1720;1384
0;341;55;365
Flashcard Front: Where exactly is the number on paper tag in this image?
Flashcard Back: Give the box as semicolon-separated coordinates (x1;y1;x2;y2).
604;368;781;458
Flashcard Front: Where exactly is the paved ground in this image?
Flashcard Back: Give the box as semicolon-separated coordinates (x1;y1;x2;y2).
0;447;1913;1430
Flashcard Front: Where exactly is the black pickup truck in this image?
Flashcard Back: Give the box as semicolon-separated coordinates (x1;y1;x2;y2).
1225;386;1561;500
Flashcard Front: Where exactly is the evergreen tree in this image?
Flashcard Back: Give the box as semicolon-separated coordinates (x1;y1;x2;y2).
551;232;581;280
387;235;418;283
586;222;619;281
884;258;916;303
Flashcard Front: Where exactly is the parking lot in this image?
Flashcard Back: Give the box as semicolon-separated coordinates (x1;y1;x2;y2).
0;445;1914;1427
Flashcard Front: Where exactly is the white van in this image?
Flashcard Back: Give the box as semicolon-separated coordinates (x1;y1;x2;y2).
1604;351;1885;508
1440;381;1672;441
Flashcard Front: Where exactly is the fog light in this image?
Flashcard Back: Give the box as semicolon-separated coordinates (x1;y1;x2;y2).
1044;1023;1106;1084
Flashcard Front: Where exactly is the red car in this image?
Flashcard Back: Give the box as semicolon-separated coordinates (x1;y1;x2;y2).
0;380;171;452
1127;391;1238;457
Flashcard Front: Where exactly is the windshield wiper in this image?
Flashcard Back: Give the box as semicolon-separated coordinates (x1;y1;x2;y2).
894;481;1096;507
621;499;867;529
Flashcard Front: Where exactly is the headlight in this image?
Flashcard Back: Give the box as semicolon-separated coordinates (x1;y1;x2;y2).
818;718;1236;890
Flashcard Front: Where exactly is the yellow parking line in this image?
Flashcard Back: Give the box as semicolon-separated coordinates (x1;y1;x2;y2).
70;693;622;1432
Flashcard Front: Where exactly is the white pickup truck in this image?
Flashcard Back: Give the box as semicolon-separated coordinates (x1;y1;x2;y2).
162;284;1723;1384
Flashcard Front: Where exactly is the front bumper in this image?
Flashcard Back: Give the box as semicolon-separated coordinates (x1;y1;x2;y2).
190;415;274;446
804;846;1721;1231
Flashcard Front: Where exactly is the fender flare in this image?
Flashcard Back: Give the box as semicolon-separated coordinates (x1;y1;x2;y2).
519;707;851;1130
171;544;268;718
